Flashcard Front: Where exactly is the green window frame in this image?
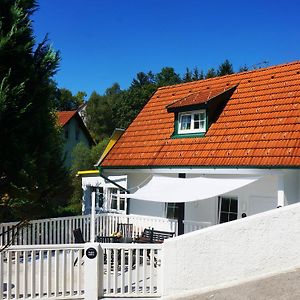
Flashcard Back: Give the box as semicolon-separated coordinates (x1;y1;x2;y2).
171;109;207;138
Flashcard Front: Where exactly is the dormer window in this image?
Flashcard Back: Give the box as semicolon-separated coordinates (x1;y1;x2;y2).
178;110;206;134
167;84;238;139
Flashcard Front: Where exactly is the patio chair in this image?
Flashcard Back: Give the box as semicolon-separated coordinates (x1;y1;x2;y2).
73;228;85;266
73;228;85;243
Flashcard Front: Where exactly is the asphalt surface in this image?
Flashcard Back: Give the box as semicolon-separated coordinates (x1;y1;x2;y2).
163;267;300;300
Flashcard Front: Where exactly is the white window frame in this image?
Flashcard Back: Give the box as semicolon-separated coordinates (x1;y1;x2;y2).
107;187;127;214
178;109;206;134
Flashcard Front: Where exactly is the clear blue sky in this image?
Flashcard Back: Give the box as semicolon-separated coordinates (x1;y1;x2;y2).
33;0;300;98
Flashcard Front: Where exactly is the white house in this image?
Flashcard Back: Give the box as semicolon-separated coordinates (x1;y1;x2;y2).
98;61;300;234
57;110;95;168
78;170;127;215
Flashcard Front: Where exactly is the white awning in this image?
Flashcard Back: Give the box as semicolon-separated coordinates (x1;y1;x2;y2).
121;175;260;203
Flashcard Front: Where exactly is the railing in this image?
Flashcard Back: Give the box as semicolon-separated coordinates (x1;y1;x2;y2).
183;220;212;233
101;243;162;297
95;213;178;238
0;244;85;299
1;242;162;299
0;213;178;246
0;214;212;247
0;215;91;246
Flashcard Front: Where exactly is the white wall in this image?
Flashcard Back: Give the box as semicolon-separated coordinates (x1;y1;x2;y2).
162;202;300;296
284;170;299;204
184;175;280;224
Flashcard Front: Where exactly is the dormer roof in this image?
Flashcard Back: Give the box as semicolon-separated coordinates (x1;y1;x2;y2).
167;85;237;111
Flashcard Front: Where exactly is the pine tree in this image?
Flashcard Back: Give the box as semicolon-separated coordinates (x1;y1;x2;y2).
182;68;192;82
217;59;234;76
0;0;70;221
205;68;217;79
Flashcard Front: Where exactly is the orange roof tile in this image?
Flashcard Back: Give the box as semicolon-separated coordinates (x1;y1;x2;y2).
167;85;237;110
101;61;300;168
57;110;95;146
57;111;77;126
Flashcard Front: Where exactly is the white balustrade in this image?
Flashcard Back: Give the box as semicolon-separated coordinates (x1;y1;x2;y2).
0;214;210;247
100;243;162;297
0;244;85;299
183;220;212;233
0;213;179;246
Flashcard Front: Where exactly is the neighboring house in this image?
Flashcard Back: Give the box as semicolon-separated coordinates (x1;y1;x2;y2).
78;170;127;215
98;61;300;234
77;102;88;125
57;110;95;169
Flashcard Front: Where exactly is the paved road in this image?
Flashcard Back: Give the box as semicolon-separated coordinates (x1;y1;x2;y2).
163;267;300;300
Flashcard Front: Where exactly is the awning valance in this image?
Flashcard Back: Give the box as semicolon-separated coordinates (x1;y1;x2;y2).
121;175;260;203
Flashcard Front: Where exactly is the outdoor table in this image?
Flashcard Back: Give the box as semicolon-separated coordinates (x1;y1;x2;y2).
95;236;133;243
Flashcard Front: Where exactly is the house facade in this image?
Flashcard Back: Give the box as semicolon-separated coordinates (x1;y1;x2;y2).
78;170;127;215
58;110;95;168
99;61;300;233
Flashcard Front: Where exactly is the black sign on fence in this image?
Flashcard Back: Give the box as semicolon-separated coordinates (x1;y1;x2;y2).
86;247;97;259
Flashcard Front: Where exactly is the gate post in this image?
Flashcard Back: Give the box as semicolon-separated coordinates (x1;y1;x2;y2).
84;243;103;299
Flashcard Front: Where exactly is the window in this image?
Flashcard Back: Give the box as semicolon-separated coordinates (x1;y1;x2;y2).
218;196;238;223
108;188;127;213
165;203;179;219
110;188;118;210
178;110;206;134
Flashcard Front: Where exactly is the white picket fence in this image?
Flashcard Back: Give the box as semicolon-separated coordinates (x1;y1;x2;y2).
0;215;91;246
183;220;211;233
0;213;212;247
0;244;85;299
0;242;162;299
101;243;162;297
0;213;179;246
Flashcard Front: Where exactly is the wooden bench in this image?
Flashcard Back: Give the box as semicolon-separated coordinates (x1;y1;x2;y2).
135;228;175;243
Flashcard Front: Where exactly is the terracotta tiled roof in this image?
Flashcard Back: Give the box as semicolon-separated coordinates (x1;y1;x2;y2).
57;111;77;126
57;110;95;146
101;61;300;168
167;85;237;110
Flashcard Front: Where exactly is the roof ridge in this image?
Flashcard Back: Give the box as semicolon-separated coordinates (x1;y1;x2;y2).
157;60;300;91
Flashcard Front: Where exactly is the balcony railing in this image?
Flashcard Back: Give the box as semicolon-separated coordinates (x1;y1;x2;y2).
0;213;211;247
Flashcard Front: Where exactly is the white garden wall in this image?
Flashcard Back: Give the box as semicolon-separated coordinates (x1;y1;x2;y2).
162;202;300;296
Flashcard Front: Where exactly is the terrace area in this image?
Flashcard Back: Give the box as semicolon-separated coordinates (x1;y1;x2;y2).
0;211;210;299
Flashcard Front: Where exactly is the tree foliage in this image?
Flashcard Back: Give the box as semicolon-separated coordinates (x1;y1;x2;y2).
64;139;109;216
217;59;234;76
54;88;85;111
85;84;122;141
205;68;217;78
0;0;70;222
155;67;181;87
